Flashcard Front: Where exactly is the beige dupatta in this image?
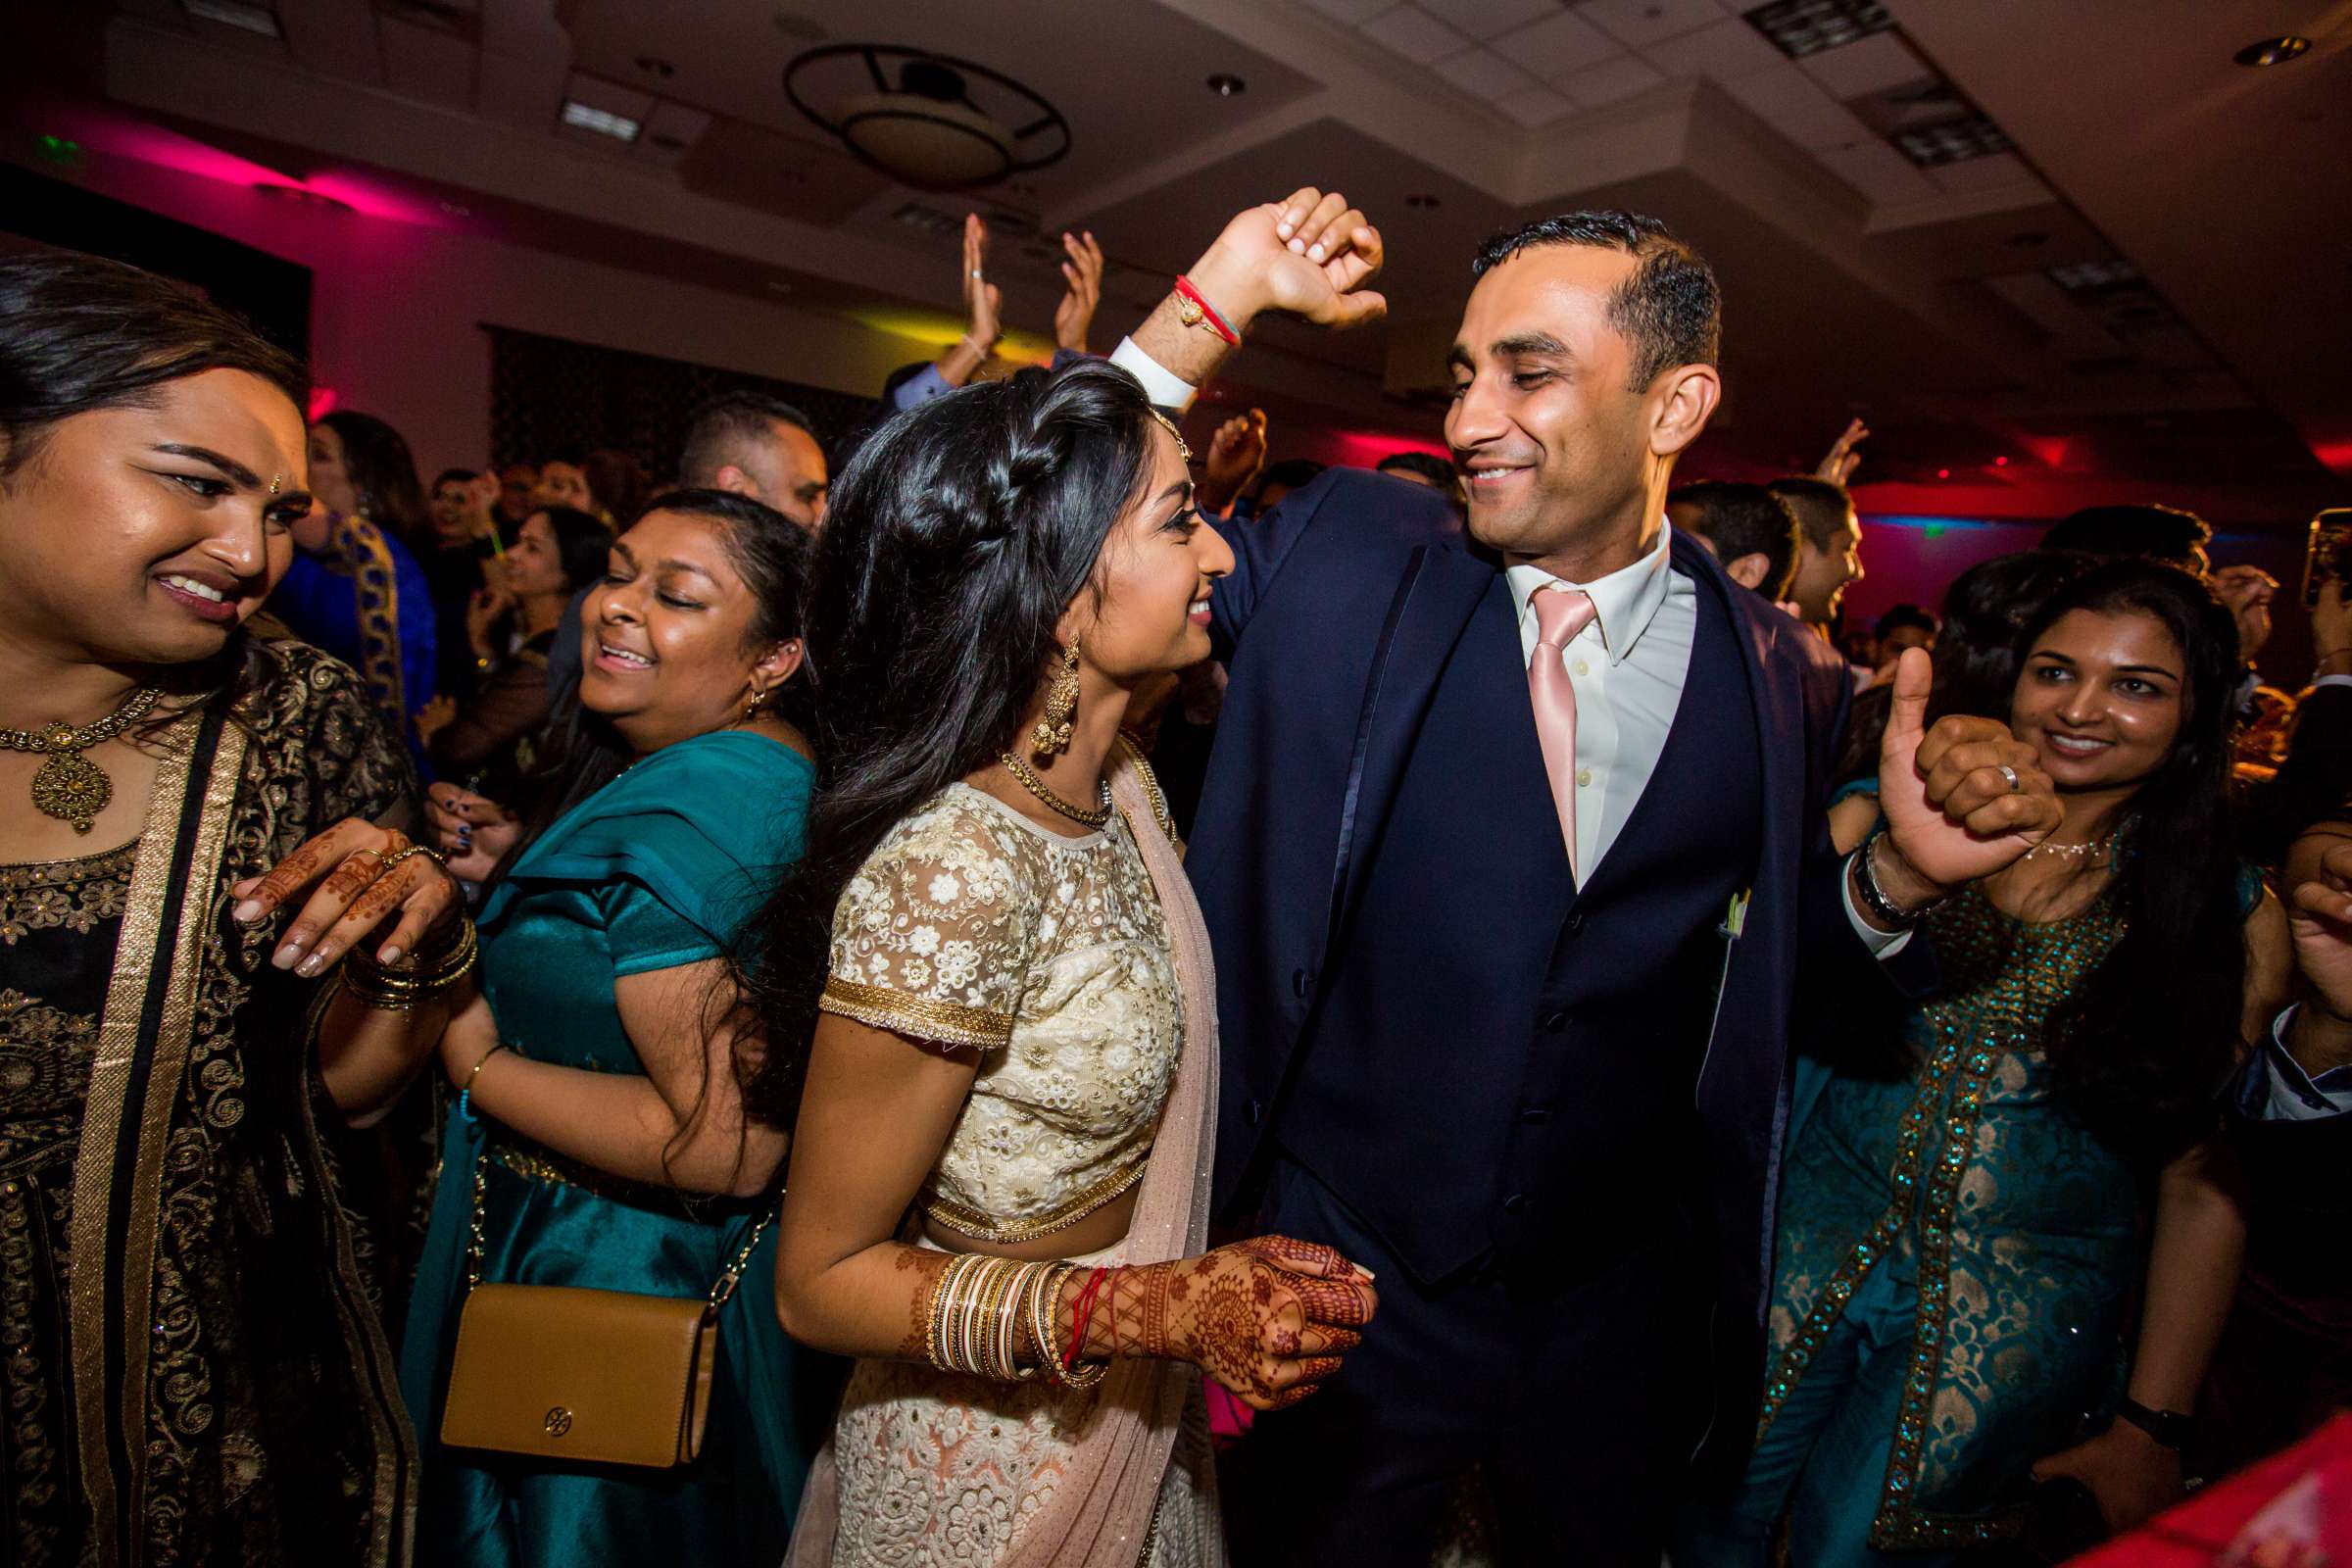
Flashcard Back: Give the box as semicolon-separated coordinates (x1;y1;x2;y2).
788;749;1222;1566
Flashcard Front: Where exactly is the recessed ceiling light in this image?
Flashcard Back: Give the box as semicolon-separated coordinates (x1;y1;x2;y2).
184;0;282;38
2047;259;2138;293
1890;113;2012;167
561;101;642;142
2234;35;2311;67
1742;0;1891;61
1206;74;1247;96
1403;193;1441;210
635;56;675;78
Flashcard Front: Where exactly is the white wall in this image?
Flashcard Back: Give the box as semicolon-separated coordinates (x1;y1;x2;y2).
20;146;940;478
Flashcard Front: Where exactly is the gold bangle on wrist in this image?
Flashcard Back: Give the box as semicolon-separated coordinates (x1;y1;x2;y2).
343;915;477;1010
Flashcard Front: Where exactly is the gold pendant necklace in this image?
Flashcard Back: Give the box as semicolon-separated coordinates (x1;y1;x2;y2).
1;686;162;833
999;752;1111;829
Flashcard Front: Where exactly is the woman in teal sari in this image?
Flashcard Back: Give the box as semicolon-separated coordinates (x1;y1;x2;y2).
1680;560;2292;1566
401;488;832;1565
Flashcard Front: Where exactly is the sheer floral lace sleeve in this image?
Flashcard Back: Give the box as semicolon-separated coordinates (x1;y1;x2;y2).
819;791;1040;1052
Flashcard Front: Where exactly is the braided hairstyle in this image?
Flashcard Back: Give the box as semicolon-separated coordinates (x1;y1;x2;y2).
740;359;1159;1122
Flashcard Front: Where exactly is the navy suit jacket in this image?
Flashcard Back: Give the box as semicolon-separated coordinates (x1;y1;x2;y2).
1186;467;1926;1466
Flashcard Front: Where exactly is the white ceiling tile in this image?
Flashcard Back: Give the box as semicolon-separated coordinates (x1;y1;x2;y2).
1497;83;1579;125
1361;4;1476;62
1640;17;1783;80
1575;0;1728;49
1435;46;1544;99
1717;62;1872;148
1560;52;1667;107
1493;9;1624;80
1813;139;1935;205
1301;0;1397;22
1925;151;2046;196
1415;0;1564;40
378;16;473;111
1797;31;1936;100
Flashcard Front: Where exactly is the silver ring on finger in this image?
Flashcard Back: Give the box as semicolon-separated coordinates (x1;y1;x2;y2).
1996;763;2022;794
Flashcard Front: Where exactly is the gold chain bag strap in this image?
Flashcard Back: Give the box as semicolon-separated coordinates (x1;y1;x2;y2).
438;1149;773;1469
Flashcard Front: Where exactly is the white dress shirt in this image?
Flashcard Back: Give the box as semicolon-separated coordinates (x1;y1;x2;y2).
1505;531;1691;880
1109;334;1902;953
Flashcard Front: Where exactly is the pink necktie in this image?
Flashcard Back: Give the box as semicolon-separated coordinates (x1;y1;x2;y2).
1529;585;1597;865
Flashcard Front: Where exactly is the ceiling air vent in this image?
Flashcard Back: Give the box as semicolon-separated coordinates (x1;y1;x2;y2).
1742;0;1892;61
1890;113;2013;167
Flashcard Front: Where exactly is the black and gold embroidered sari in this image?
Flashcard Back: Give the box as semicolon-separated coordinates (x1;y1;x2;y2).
0;639;417;1567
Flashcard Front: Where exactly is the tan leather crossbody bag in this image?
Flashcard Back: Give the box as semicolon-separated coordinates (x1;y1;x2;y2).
439;1152;772;1470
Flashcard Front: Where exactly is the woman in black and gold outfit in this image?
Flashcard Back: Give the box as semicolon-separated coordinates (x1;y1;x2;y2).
0;255;466;1565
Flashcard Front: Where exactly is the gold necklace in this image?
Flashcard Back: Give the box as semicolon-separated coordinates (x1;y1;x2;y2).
0;686;162;833
2021;830;2117;864
1000;751;1111;829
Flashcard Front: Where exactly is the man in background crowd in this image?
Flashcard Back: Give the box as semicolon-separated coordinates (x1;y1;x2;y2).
677;391;830;531
1668;479;1803;603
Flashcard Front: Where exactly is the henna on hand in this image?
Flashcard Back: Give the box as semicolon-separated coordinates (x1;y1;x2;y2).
1073;1234;1377;1410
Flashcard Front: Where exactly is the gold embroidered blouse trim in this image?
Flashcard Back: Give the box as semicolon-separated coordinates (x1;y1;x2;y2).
1;686;162;833
819;976;1016;1052
920;1154;1152;1243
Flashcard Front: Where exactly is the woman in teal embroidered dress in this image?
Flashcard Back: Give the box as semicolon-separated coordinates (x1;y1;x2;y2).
401;489;832;1565
1680;560;2291;1566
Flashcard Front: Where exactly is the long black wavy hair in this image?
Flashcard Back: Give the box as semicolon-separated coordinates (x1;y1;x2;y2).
2021;558;2248;1159
740;360;1159;1124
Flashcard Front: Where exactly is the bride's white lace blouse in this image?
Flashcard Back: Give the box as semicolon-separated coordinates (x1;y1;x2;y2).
818;783;1183;1243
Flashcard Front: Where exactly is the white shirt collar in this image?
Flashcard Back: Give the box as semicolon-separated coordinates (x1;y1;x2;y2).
1504;521;1677;666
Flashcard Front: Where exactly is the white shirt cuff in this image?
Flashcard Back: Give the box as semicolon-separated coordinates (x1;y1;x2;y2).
1108;337;1199;414
1842;850;1914;959
2314;674;2352;692
2259;1004;2352;1121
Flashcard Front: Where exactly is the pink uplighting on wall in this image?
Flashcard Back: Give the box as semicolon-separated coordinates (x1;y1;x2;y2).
1323;431;1450;470
307;387;341;421
34;102;453;228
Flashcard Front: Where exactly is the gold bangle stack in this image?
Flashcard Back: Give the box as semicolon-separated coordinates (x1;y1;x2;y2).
342;915;478;1011
922;1254;1108;1386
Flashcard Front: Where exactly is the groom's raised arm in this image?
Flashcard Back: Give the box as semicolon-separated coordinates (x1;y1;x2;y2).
1106;187;1389;647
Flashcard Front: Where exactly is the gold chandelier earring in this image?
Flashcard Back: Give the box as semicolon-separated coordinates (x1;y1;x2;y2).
742;682;769;723
1029;637;1081;757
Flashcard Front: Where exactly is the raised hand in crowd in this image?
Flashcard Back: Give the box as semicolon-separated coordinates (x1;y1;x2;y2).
2213;564;2278;663
1863;646;2062;915
1816;416;1870;486
465;582;514;660
424;779;518;882
1197;406;1268;516
1052;228;1104;355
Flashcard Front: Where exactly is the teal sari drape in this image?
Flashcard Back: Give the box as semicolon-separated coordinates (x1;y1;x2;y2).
401;730;837;1566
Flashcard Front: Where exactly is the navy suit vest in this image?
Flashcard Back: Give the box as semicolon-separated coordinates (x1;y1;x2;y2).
1278;563;1763;1285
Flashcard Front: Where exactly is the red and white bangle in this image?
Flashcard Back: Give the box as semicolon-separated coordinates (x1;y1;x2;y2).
1172;276;1240;346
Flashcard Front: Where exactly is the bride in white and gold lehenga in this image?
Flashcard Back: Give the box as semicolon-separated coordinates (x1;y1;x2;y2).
751;297;1384;1563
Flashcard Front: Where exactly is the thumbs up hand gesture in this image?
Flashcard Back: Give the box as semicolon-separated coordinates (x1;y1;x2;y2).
1871;647;2061;909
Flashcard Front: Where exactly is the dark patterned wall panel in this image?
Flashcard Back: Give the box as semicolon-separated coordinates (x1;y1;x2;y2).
483;324;884;481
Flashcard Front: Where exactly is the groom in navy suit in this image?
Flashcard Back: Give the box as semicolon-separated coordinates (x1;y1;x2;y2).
1109;192;2061;1564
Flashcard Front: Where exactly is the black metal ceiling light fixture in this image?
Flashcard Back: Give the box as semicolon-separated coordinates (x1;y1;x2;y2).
784;44;1071;189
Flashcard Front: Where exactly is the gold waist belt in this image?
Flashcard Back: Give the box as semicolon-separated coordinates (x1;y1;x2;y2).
921;1152;1151;1245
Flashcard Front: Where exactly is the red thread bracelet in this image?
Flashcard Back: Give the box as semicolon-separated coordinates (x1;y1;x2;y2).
1065;1265;1109;1372
1173;276;1240;346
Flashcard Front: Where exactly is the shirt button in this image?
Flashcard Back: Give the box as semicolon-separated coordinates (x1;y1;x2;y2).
1576;768;1592;788
1501;1194;1528;1215
1571;659;1589;677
